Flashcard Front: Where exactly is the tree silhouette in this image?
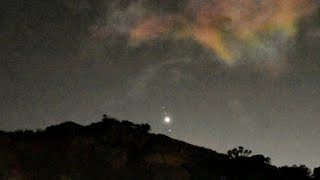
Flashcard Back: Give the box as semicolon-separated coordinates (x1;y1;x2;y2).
227;146;252;159
279;165;311;180
122;120;134;127
250;154;271;164
140;123;151;133
314;166;320;179
102;114;108;121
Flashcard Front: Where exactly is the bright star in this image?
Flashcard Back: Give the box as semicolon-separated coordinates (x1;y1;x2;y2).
164;116;171;123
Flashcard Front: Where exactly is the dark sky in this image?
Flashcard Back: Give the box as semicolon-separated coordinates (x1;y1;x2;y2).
1;0;320;168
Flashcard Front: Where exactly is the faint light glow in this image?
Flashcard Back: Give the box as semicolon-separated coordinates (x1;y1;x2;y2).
168;129;172;132
164;116;171;123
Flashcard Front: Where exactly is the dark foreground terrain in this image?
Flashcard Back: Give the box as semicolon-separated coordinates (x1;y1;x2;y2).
0;115;319;180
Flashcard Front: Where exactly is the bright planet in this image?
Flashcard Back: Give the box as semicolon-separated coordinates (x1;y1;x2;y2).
164;116;171;123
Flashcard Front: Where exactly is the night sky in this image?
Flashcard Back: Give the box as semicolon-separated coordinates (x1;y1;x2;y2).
1;0;320;168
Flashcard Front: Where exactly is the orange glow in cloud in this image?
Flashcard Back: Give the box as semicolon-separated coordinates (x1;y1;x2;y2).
130;16;171;43
129;0;315;64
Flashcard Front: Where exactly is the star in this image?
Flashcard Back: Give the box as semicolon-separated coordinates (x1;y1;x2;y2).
164;116;171;123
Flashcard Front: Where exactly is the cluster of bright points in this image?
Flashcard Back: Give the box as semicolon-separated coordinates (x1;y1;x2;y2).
162;107;172;132
163;106;171;123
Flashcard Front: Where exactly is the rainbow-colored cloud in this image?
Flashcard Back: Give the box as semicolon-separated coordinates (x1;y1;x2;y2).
129;0;315;64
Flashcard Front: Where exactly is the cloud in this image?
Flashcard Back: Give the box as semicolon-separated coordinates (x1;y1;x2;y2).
306;28;320;37
2;0;317;75
125;0;316;65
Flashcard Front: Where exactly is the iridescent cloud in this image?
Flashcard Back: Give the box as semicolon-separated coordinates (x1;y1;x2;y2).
129;0;315;64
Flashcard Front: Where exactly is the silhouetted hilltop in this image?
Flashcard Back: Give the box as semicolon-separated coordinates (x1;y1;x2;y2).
0;115;319;180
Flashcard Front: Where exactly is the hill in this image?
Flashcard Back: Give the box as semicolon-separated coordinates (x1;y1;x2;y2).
0;115;319;180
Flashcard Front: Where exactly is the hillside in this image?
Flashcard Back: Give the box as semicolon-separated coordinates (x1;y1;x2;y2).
0;115;318;180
